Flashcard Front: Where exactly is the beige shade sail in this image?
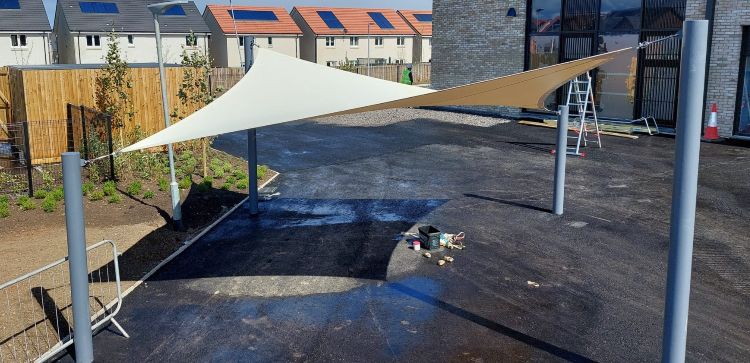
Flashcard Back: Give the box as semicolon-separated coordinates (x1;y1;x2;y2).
122;46;635;153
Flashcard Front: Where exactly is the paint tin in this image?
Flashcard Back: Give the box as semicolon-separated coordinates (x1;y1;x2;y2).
413;240;421;251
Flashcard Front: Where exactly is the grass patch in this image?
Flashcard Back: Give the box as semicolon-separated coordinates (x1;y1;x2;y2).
33;190;48;199
197;179;212;193
42;196;57;213
49;187;65;202
178;176;192;190
158;178;169;192
103;181;117;196
82;182;95;196
17;196;36;211
89;190;105;201
0;203;9;218
235;178;248;190
143;190;155;199
108;194;122;204
257;165;269;180
126;181;143;196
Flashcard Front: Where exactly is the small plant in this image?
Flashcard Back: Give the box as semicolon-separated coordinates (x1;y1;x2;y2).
143;190;155;199
126;181;143;196
233;170;247;180
235;178;248;190
89;190;105;201
49;187;65;202
213;169;225;179
226;176;236;186
17;196;36;211
0;195;9;204
257;165;269;180
222;161;232;173
221;182;232;190
178;176;192;190
103;181;117;196
158;178;169;191
82;182;95;196
197;180;212;193
0;203;9;218
33;190;48;199
108;194;122;204
40;169;55;191
42;196;57;213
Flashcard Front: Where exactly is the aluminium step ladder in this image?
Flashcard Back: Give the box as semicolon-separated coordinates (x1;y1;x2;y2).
564;71;602;157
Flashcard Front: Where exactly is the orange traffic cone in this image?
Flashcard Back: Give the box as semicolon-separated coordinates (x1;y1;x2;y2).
704;103;720;140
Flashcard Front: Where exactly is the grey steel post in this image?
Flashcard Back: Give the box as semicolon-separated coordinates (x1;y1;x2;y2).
62;152;93;363
553;105;569;215
662;20;708;363
244;36;259;215
152;10;183;230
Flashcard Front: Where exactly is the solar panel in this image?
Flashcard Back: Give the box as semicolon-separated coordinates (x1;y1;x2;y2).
162;5;186;16
317;10;344;29
229;10;278;21
79;2;119;14
0;0;20;9
413;13;432;22
367;12;394;29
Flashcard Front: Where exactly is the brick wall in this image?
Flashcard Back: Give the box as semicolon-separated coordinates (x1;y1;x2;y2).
432;0;526;117
687;0;747;137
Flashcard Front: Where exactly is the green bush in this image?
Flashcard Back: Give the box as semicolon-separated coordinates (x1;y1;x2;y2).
213;169;225;179
18;196;36;211
197;180;212;193
221;182;231;190
143;190;155;199
233;170;247;180
257;165;269;180
178;176;192;190
82;182;95;196
158;178;169;191
103;181;117;196
226;176;236;186
0;203;9;218
89;190;105;201
126;181;143;196
33;190;48;199
235;178;248;190
0;195;9;204
42;196;57;213
108;194;122;204
179;150;194;161
49;187;65;202
223;161;232;173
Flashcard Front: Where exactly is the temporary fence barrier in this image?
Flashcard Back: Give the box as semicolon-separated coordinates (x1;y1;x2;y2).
0;240;127;363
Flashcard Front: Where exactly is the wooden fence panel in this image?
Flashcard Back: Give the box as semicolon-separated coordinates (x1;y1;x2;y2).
0;67;10;139
210;67;245;95
349;63;431;84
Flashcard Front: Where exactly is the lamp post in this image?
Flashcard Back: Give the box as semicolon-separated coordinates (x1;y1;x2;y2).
149;0;188;230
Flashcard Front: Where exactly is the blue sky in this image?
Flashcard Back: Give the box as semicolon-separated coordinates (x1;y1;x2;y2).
40;0;433;26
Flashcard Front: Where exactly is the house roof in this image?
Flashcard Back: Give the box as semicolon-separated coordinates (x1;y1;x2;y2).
56;0;209;33
205;5;301;35
397;10;432;36
0;0;51;32
292;6;414;36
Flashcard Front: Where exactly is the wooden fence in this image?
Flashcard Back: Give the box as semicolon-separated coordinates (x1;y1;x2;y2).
349;63;431;84
210;67;245;95
0;67;10;140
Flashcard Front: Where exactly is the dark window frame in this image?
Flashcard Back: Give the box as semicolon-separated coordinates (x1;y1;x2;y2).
734;27;750;136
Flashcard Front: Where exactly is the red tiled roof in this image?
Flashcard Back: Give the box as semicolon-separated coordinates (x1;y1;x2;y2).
206;5;302;35
292;7;415;36
398;10;432;36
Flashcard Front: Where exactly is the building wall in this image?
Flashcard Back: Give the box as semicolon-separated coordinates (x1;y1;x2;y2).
686;0;749;137
291;10;317;63
228;36;299;68
59;32;208;64
432;0;526;116
0;33;49;66
314;35;413;66
420;37;432;63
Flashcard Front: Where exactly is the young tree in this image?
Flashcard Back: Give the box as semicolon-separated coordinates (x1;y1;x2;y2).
95;31;134;145
172;32;221;177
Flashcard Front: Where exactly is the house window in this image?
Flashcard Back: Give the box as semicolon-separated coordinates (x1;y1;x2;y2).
267;37;273;46
396;37;405;46
186;35;197;47
127;35;134;46
375;37;383;46
350;37;359;47
239;37;244;47
325;36;335;47
86;35;101;47
736;27;750;136
326;61;337;67
10;34;27;48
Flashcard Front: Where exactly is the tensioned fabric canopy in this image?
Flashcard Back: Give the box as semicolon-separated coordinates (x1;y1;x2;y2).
121;47;635;153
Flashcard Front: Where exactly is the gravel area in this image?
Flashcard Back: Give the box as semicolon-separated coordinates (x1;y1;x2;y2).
313;108;511;128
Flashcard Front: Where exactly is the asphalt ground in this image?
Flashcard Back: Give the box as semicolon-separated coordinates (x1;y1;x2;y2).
59;109;750;362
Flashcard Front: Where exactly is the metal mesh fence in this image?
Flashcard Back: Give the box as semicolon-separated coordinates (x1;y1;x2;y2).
0;105;115;196
0;241;124;363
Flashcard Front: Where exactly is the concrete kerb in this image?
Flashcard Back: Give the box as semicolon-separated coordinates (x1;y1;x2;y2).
120;171;280;299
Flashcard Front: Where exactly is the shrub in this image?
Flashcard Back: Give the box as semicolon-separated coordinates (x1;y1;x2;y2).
33;190;48;199
213;169;225;179
221;182;231;190
18;196;36;211
126;181;143;196
103;181;117;196
49;187;65;202
158;178;169;191
179;150;194;161
223;162;232;173
42;196;57;213
89;190;105;201
82;182;95;196
226;176;236;186
0;195;9;204
233;170;247;180
108;194;122;204
0;203;8;218
178;176;192;190
143;190;155;199
235;178;248;190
